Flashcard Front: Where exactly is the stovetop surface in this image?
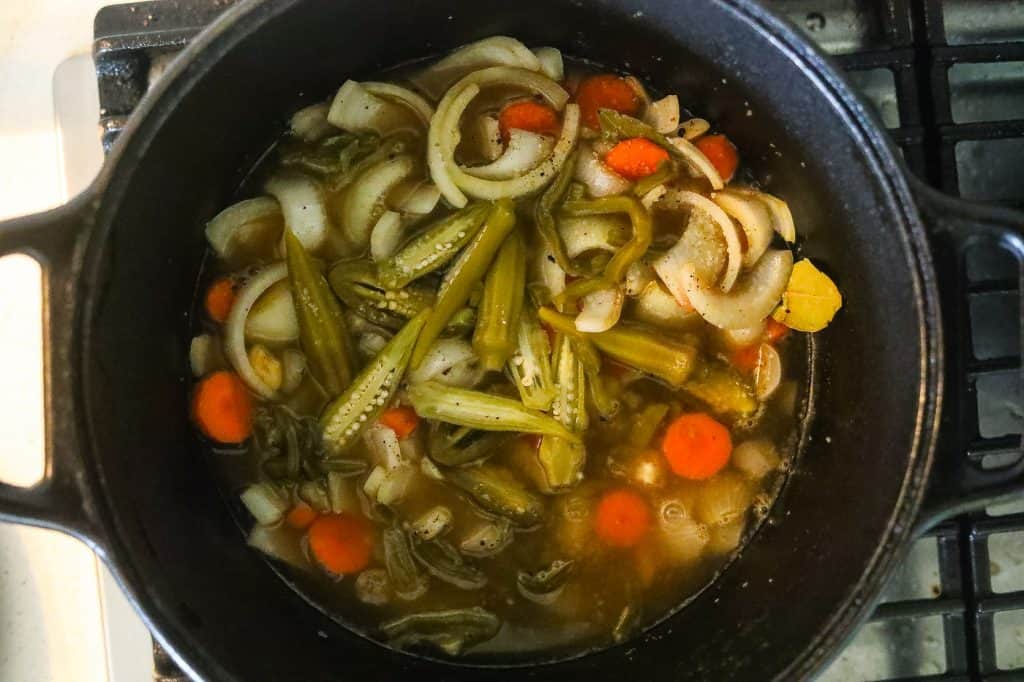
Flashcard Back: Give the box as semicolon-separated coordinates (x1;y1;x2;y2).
91;1;1024;679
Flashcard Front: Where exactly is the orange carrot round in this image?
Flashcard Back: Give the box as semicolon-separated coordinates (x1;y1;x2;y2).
204;276;237;323
286;502;319;530
379;406;419;439
594;488;651;547
764;317;791;344
192;371;253;443
498;101;560;142
662;413;732;480
604;138;670;180
575;74;641;129
308;513;373;575
695;134;739;183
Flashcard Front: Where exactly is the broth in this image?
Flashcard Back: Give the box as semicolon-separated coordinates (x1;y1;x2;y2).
189;37;838;661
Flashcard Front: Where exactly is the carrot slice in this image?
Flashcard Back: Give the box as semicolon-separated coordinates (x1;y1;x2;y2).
695;134;739;183
307;513;373;575
204;276;237;323
594;488;651;547
730;344;761;374
379;406;419;439
286;502;319;530
764;317;791;344
575;74;641;129
498;101;560;142
662;413;732;480
192;370;253;443
604;138;670;180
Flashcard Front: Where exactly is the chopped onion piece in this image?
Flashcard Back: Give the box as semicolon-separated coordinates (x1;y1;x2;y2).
361;81;435;125
363;465;387;498
342;155;415;248
625;261;656;296
757;192;797;243
248;344;283;392
645;95;680;134
365;424;404;470
655;190;743;292
721;320;766;348
358;332;390;359
409;337;484;388
370;210;404;262
714;190;774;267
328;80;421;136
640;184;667;210
264;173;330;252
205;197;283;262
576;286;624;333
475;114;504;161
248;524;309;570
290;102;335;142
533;46;564;81
668;136;724;190
241;483;288;526
280;349;306;394
377;465;416;506
633;282;700;329
679;117;710;140
189;334;224;377
410;36;543;100
224;263;289;398
533;245;566;300
465;129;554;180
559;214;628;259
733;439;781;479
575;143;632;197
395;183;441;215
410;506;453;541
682;250;794;330
753;342;782;400
355;568;391;605
420;456;444;481
245;279;299;343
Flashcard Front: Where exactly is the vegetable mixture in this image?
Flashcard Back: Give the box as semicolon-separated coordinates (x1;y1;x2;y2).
190;36;842;659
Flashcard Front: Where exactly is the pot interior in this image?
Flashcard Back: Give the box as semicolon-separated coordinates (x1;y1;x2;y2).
81;0;934;679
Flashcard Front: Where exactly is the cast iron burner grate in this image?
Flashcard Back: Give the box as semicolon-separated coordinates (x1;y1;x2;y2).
92;1;1024;679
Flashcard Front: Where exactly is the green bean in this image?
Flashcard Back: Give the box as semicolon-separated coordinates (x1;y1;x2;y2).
411;538;487;590
561;195;652;285
407;382;579;442
572;336;620;419
427;422;513;466
285;231;354;395
517;559;575;604
377;203;490;289
506;304;556;411
445;465;545;528
683;360;759;419
539;308;698;387
412;199;517;367
629;403;670;448
472;230;526;372
380;607;500;656
279;133;373;176
383;525;428;600
533;149;581;276
320;309;428;454
538;334;588;490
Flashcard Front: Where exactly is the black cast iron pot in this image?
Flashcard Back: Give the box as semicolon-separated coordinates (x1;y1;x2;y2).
0;0;1022;679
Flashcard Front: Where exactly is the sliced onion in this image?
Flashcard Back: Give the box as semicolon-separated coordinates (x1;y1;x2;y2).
645;94;680;134
640;184;667;210
189;334;224;377
576;286;624;332
633;282;700;328
245;279;299;343
248;524;308;570
361;81;434;126
205;197;283;262
395;182;441;215
410;36;543;100
365;424;404;469
533;47;564;81
225;263;289;398
327;80;421;136
370;210;404;262
575;142;632;197
682;249;793;329
669;136;724;190
408;337;484;388
290;102;335;142
341;155;415;248
657;190;743;292
720;320;767;349
465;129;554;180
475;114;504;161
754;343;782;400
559;214;628;259
533;245;566;300
280;349;306;394
264;174;330;252
376;465;416;506
714;190;774;267
679;117;710;140
625;261;656;296
757;192;797;243
240;483;288;526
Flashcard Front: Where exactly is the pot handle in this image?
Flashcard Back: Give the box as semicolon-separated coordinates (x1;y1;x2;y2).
912;178;1024;527
0;196;105;548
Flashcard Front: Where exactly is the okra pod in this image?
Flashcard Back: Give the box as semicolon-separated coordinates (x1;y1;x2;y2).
538;334;588;491
683;360;759;419
472;230;526;371
381;607;500;656
538;308;698;387
329;259;435;320
517;559;575;605
377;202;490;289
383;525;428;600
411;538;487;590
407;381;579;442
319;309;429;453
412;200;517;368
285;231;354;395
506;304;556;410
427;422;513;466
572;336;620;419
533;149;581;276
444;465;545;528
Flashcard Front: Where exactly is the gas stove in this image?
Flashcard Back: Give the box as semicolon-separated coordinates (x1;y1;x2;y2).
78;1;1023;679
